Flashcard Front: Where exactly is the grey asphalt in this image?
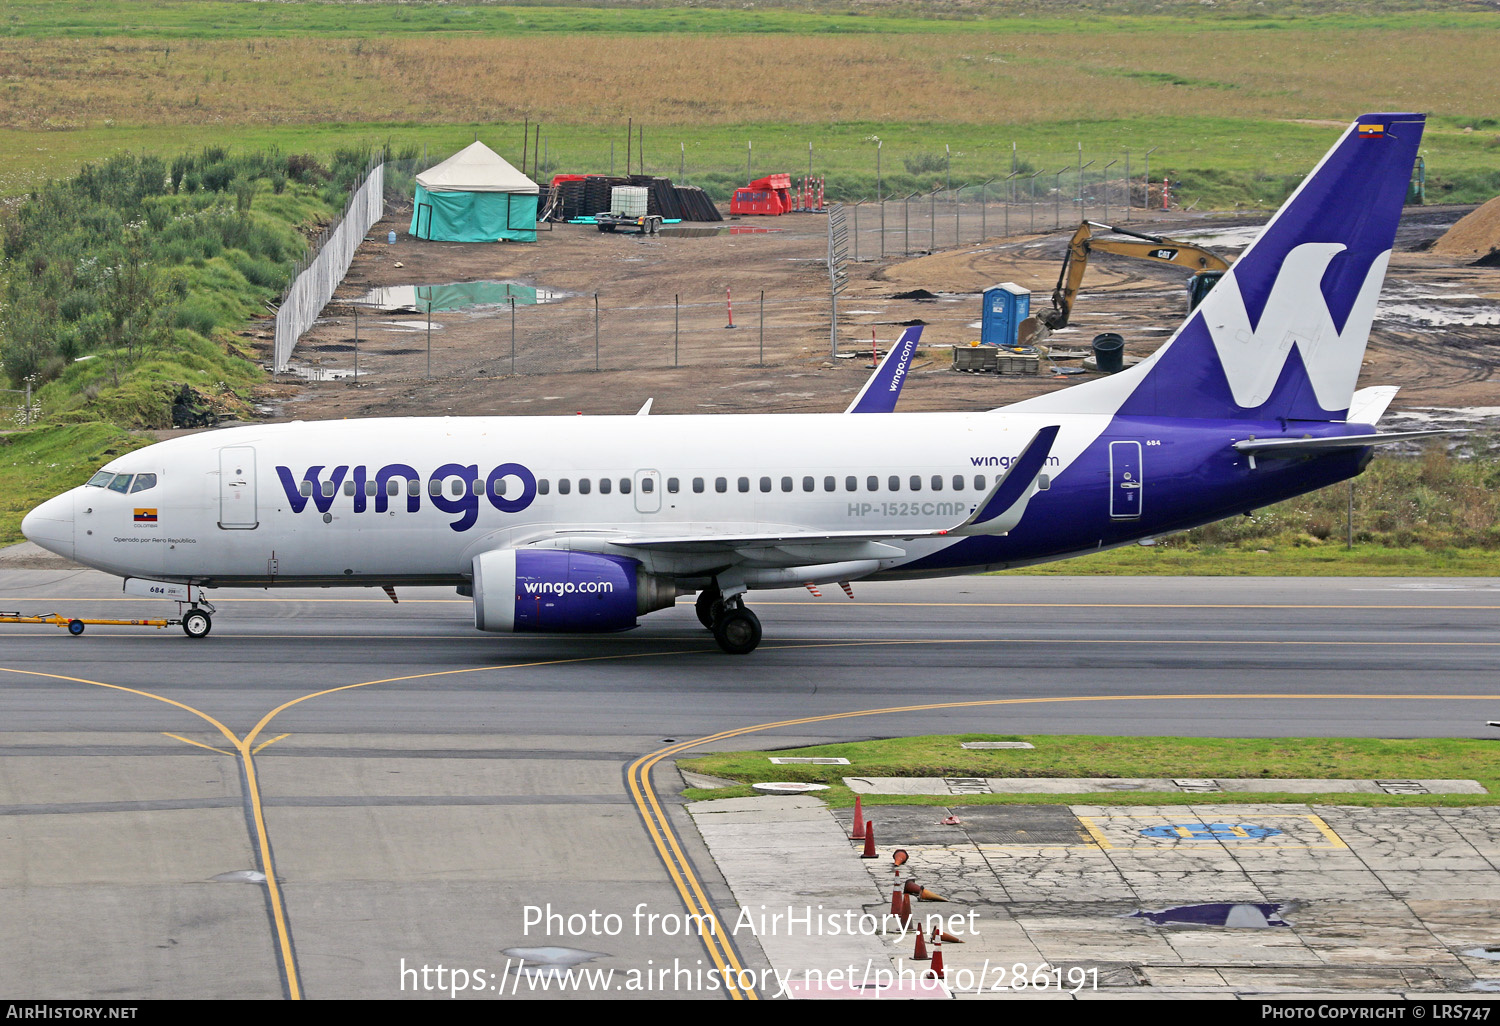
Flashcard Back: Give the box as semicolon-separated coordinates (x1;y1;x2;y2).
0;565;1496;999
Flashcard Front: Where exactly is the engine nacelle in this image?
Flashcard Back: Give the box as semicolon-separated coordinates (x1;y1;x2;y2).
471;549;676;634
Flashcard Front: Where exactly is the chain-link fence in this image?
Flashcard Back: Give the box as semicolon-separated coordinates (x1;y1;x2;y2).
844;167;1151;262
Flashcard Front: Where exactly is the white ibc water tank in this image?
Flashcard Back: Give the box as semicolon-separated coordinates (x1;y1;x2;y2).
612;186;648;217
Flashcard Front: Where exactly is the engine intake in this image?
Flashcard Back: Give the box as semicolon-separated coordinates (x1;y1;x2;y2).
472;549;676;634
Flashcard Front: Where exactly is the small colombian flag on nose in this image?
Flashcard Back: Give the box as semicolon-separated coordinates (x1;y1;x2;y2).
1358;123;1385;139
133;509;158;523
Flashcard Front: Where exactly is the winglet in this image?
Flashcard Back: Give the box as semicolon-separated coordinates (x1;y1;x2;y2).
943;425;1060;536
636;398;654;416
845;326;923;414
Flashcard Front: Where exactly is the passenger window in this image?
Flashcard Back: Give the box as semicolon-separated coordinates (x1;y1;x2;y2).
974;474;986;490
931;475;943;491
641;477;653;493
738;477;750;493
366;481;377;497
428;480;441;496
693;478;704;493
129;473;157;493
909;476;922;491
87;471;114;488
802;476;814;492
450;480;465;496
715;477;727;493
386;479;400;496
845;476;857;492
666;478;677;493
538;479;550;495
579;478;591;495
888;476;900;491
300;481;313;497
781;476;793;492
407;479;419;495
108;475;133;494
760;477;772;493
867;476;879;491
493;478;507;497
823;476;835;492
558;479;571;495
599;477;612;494
323;480;337;497
470;480;482;496
953;475;964;491
344;481;356;496
623;478;634;494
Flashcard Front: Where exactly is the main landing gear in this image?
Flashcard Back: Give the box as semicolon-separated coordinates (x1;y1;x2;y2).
696;586;762;655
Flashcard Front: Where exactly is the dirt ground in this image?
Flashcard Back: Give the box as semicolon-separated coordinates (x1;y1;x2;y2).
247;201;1500;424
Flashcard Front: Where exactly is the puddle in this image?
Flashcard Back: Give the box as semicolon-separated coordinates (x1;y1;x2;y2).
283;363;356;382
1130;902;1289;929
501;945;609;981
1462;946;1500;962
211;870;267;884
1170;225;1263;250
1375;302;1500;327
354;281;567;312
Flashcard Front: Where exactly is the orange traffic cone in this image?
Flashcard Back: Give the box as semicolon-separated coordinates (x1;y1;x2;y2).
918;887;948;903
912;927;930;962
926;928;945;980
903;879;921;895
861;821;877;858
850;797;866;840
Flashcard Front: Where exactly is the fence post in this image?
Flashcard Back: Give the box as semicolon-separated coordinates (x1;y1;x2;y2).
758;290;765;367
353;305;359;382
509;297;516;376
25;379;31;426
594;293;600;371
853;202;859;262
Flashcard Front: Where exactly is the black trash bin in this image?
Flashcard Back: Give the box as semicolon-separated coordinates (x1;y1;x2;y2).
1091;332;1125;374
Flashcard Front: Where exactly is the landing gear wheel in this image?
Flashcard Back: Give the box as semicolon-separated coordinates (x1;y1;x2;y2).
67;619;84;636
712;606;762;655
182;610;212;639
695;587;722;630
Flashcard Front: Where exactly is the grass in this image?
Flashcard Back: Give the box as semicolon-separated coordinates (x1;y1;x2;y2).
680;733;1500;808
1;3;1498;202
0;422;152;544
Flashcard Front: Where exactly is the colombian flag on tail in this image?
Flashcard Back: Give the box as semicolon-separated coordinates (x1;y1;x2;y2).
1358;123;1385;139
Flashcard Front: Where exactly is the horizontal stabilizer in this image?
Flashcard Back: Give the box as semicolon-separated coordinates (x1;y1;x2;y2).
1346;385;1398;425
1235;429;1463;454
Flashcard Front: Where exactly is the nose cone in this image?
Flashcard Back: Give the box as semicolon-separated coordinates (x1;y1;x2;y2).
21;491;75;560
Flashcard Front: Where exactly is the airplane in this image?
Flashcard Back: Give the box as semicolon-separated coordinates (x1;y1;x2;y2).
23;113;1454;654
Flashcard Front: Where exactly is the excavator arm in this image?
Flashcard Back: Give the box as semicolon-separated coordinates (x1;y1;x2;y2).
1033;221;1230;334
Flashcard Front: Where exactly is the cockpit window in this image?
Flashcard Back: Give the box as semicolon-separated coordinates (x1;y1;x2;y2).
87;471;114;488
107;474;134;494
129;473;157;493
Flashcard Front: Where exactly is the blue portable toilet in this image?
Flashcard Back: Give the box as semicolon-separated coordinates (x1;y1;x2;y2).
981;282;1031;347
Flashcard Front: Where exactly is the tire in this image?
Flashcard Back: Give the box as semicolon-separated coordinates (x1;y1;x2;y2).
713;607;762;655
67;619;84;636
695;588;721;630
182;610;212;639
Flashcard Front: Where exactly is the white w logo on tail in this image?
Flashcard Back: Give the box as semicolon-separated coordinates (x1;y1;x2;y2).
1200;242;1390;413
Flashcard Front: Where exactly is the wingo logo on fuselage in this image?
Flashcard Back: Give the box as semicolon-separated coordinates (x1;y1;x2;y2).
275;463;536;532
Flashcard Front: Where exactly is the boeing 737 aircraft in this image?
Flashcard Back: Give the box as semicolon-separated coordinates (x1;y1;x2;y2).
23;113;1448;653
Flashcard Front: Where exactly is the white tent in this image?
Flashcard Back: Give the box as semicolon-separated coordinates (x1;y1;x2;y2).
410;142;538;242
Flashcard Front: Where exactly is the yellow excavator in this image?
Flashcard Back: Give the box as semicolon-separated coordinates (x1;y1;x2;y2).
1020;221;1230;344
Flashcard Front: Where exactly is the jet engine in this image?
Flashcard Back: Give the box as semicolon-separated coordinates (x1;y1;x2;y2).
471;549;677;634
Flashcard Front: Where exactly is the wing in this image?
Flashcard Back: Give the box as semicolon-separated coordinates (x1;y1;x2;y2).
512;425;1061;578
844;325;923;414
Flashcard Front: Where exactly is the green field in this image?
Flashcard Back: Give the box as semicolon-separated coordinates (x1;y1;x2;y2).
1;1;1498;203
680;733;1500;808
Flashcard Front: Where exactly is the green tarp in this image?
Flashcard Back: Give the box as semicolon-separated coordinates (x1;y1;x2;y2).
409;184;537;242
